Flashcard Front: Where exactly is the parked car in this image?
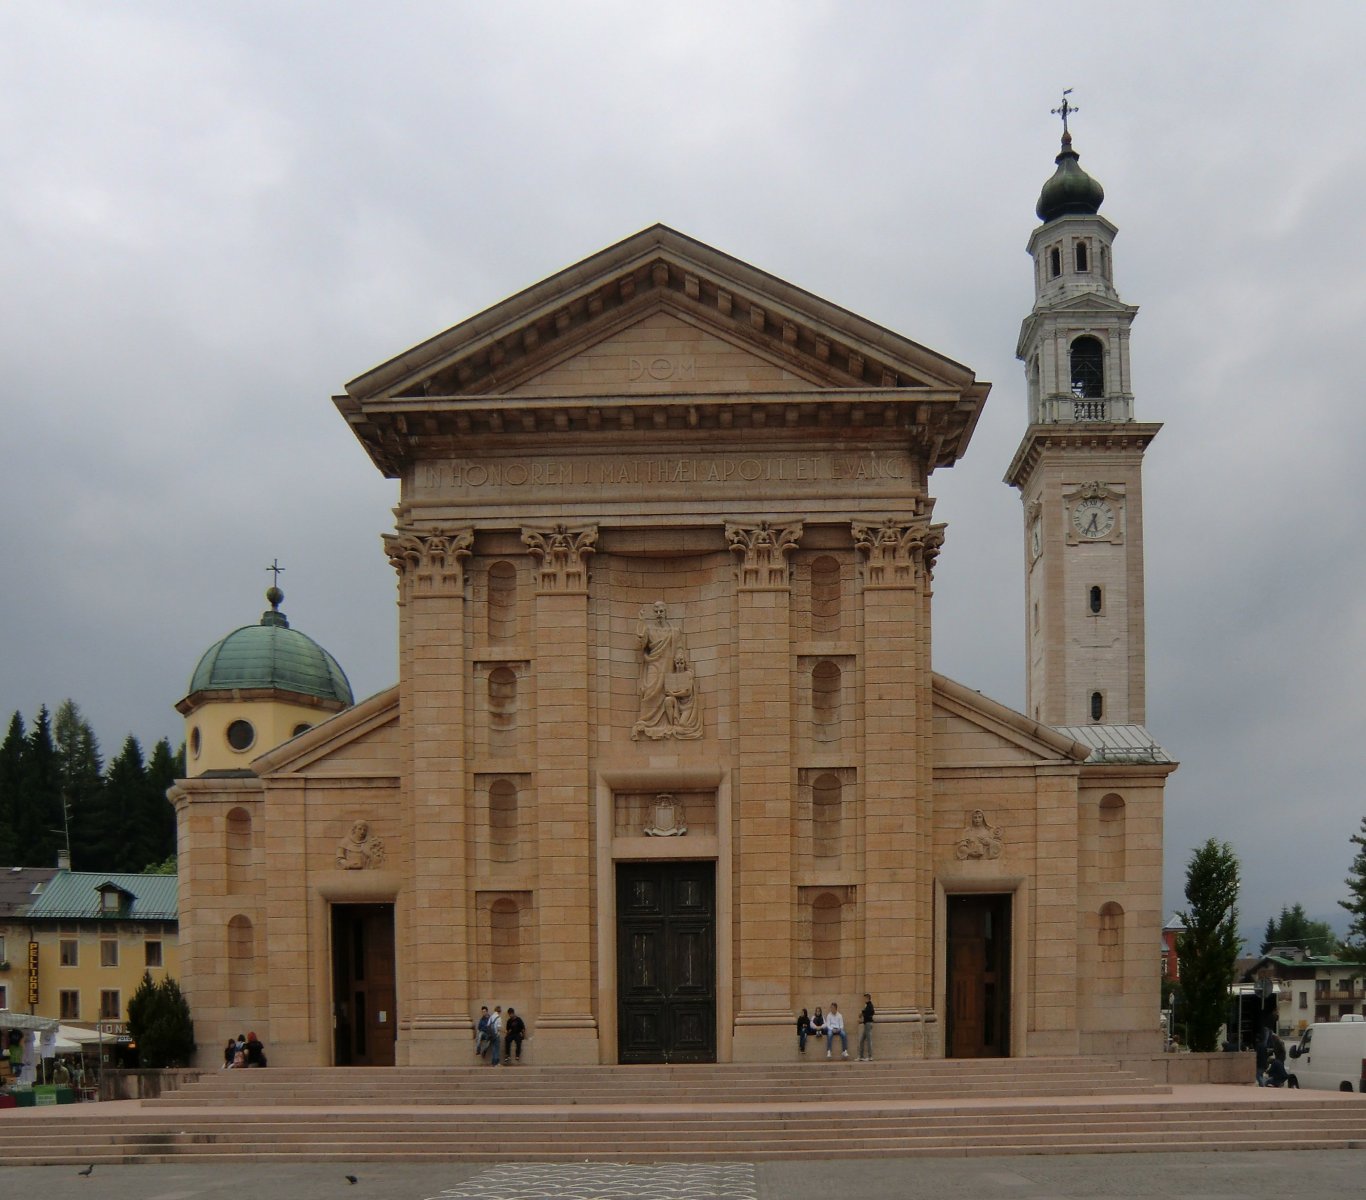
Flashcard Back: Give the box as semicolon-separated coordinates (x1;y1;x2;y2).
1287;1015;1366;1092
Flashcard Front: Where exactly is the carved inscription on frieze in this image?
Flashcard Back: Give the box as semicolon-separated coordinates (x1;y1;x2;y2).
414;451;914;494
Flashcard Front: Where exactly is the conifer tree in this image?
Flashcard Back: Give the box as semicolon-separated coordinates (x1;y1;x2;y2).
55;700;104;869
17;706;62;867
1260;902;1339;957
142;738;180;868
99;736;149;872
0;713;27;863
1176;839;1242;1052
1340;817;1366;963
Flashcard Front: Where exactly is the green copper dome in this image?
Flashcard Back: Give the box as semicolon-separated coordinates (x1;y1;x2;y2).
1036;131;1105;222
187;591;353;705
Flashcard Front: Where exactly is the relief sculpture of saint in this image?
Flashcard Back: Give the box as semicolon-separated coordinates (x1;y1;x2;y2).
631;600;703;740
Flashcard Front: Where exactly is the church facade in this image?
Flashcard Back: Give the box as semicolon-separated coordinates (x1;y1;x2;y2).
171;134;1173;1067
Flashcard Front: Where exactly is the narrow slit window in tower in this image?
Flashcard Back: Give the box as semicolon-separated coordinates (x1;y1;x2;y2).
1090;691;1104;721
1089;586;1103;614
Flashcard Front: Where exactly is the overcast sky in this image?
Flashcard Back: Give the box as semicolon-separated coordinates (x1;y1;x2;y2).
3;2;1364;945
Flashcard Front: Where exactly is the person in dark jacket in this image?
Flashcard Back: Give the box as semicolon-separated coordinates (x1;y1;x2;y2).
858;993;875;1061
243;1031;267;1067
504;1008;526;1064
797;1009;811;1053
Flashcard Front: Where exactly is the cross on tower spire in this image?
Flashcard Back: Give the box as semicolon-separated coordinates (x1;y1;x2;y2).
1051;88;1077;137
266;558;286;588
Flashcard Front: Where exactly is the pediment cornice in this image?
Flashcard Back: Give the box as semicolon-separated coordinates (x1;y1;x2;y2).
337;226;989;477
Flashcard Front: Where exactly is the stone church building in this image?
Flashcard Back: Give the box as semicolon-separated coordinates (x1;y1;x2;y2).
171;128;1174;1068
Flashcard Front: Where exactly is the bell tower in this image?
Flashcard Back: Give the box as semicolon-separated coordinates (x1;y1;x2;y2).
1005;95;1161;728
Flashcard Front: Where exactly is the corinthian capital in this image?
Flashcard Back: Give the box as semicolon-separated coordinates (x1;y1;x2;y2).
852;517;945;588
383;527;474;596
521;524;597;594
726;520;803;590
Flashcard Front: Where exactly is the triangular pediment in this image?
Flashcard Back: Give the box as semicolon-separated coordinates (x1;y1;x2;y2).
250;686;399;779
933;674;1091;767
345;225;982;402
506;308;824;397
336;225;990;478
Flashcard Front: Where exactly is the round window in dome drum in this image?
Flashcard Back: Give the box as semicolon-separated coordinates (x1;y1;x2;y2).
292;723;311;738
226;720;255;751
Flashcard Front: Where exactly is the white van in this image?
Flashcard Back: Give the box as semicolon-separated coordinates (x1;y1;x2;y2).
1287;1015;1366;1092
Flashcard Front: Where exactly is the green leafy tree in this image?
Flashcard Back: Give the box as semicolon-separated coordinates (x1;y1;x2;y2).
1176;839;1242;1052
54;700;104;869
1261;903;1340;957
126;971;195;1068
143;853;178;876
1340;817;1366;963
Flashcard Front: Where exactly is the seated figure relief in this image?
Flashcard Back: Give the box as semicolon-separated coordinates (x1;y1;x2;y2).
631;600;703;741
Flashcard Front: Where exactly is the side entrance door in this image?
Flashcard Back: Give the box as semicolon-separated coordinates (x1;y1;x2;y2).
946;893;1011;1058
331;903;397;1066
616;861;716;1063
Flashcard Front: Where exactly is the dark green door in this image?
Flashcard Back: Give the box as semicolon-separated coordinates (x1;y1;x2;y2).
617;861;716;1063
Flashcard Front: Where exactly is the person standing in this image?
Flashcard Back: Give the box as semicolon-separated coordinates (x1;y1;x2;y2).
475;1007;491;1057
796;1008;811;1054
825;1002;848;1059
858;993;875;1061
487;1006;503;1066
504;1008;526;1064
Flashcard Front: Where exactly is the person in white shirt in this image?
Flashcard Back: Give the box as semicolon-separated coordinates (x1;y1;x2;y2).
825;1001;848;1058
487;1006;503;1066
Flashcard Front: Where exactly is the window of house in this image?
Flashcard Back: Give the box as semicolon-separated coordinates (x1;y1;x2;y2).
145;940;163;969
1316;979;1329;996
100;890;121;914
1089;585;1103;614
60;990;80;1020
1299;992;1308;1008
99;990;121;1021
100;940;119;968
0;934;6;962
0;984;7;1010
60;939;79;967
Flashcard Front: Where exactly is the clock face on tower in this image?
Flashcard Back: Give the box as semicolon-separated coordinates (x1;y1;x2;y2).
1072;496;1116;539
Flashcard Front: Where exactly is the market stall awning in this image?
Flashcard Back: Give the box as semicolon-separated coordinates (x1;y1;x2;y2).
0;1010;59;1032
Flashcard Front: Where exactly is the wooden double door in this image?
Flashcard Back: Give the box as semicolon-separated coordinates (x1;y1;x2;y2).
331;903;397;1066
946;893;1011;1058
616;861;716;1063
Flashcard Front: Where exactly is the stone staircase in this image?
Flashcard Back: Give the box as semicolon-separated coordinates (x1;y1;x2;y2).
4;1059;1366;1166
142;1056;1168;1107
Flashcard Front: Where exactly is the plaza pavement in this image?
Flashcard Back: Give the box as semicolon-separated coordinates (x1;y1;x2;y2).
2;1149;1365;1200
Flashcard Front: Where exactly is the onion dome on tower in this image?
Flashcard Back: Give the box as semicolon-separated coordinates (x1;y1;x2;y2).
177;581;353;777
1036;131;1105;222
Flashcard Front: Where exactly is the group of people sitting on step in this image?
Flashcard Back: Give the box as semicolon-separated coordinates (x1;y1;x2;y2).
473;1005;527;1065
221;1031;267;1068
796;994;874;1060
